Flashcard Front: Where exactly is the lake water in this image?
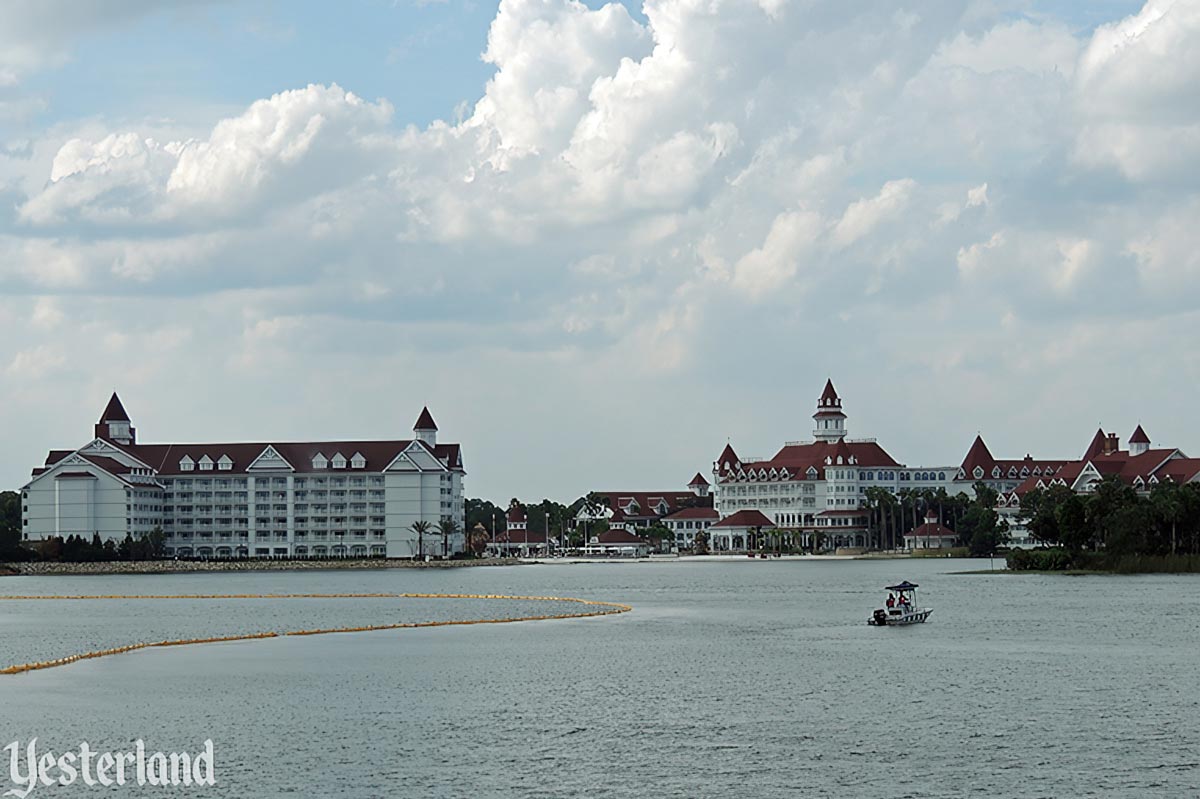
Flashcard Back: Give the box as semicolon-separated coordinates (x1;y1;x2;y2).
1;559;1198;798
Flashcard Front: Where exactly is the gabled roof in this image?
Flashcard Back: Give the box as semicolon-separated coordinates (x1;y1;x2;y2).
905;521;957;539
733;439;899;481
1083;428;1107;460
591;491;710;519
506;503;527;524
98;393;130;423
414;406;438;431
688;472;710;487
662;506;720;521
712;509;775;529
596;529;647;545
960;435;994;474
1130;425;1150;445
716;444;740;470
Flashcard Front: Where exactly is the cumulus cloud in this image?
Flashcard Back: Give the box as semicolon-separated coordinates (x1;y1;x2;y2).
3;0;1200;498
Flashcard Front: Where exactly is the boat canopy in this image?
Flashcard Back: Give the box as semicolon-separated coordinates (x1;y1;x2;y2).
885;581;919;592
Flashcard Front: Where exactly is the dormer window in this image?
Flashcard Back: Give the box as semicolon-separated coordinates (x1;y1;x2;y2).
351;452;366;469
180;456;194;472
991;466;1001;478
218;455;232;471
312;454;328;470
973;466;984;479
332;453;347;469
198;455;214;471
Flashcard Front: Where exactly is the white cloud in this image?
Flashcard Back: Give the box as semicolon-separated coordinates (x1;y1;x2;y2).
1073;0;1200;180
3;0;1200;500
830;179;916;250
732;210;824;298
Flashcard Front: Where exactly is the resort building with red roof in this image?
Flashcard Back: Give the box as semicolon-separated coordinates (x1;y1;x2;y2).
489;499;550;556
713;380;960;551
995;425;1200;546
21;394;466;559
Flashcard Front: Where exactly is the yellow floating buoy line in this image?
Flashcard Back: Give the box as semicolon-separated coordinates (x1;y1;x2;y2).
0;593;631;676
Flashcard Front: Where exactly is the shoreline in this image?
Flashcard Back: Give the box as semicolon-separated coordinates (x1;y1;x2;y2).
0;558;523;577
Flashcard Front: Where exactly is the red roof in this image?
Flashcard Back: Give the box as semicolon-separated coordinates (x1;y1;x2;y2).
506;503;526;524
716;444;740;471
729;439;898;482
819;379;840;405
960;434;994;474
55;472;99;479
688;472;710;487
596;529;646;545
1083;428;1107;460
663;506;719;521
712;509;775;529
594;492;710;519
1158;459;1200;484
413;407;438;431
1090;448;1180;483
1130;425;1150;445
98;393;131;423
905;521;957;540
959;434;1067;481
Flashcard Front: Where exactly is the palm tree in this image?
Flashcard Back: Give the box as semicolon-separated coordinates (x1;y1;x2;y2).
410;520;432;560
581;492;608;547
436;517;462;558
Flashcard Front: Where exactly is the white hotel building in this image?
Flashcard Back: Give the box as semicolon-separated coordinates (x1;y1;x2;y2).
712;381;960;550
21;395;465;559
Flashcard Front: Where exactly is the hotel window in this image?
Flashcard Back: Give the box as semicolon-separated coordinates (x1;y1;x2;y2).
313;454;328;469
332;453;347;469
180;458;194;471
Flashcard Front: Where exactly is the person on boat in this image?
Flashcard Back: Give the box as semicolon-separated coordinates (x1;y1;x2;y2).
898;593;909;607
885;594;895;609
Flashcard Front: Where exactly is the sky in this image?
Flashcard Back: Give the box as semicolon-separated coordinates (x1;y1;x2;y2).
2;0;1198;503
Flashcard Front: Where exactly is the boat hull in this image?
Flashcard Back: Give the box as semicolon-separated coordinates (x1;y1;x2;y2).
868;608;932;626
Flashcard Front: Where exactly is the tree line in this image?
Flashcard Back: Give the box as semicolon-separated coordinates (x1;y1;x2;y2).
862;482;1007;556
1011;477;1200;570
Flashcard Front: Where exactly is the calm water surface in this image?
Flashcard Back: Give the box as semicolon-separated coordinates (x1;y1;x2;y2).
1;559;1197;798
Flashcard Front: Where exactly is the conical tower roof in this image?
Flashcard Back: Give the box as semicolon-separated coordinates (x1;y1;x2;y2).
413;406;438;431
98;392;130;423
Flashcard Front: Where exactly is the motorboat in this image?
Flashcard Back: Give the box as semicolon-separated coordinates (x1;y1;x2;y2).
868;581;932;626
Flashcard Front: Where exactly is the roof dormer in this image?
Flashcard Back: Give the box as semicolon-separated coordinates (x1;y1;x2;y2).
351;452;366;469
218;455;232;471
199;455;213;471
332;452;347;469
180;455;194;472
312;454;328;470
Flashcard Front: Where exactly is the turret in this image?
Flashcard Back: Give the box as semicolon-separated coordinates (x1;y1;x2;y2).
813;379;847;442
1129;425;1150;457
688;472;710;497
413;406;438;446
94;392;135;445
